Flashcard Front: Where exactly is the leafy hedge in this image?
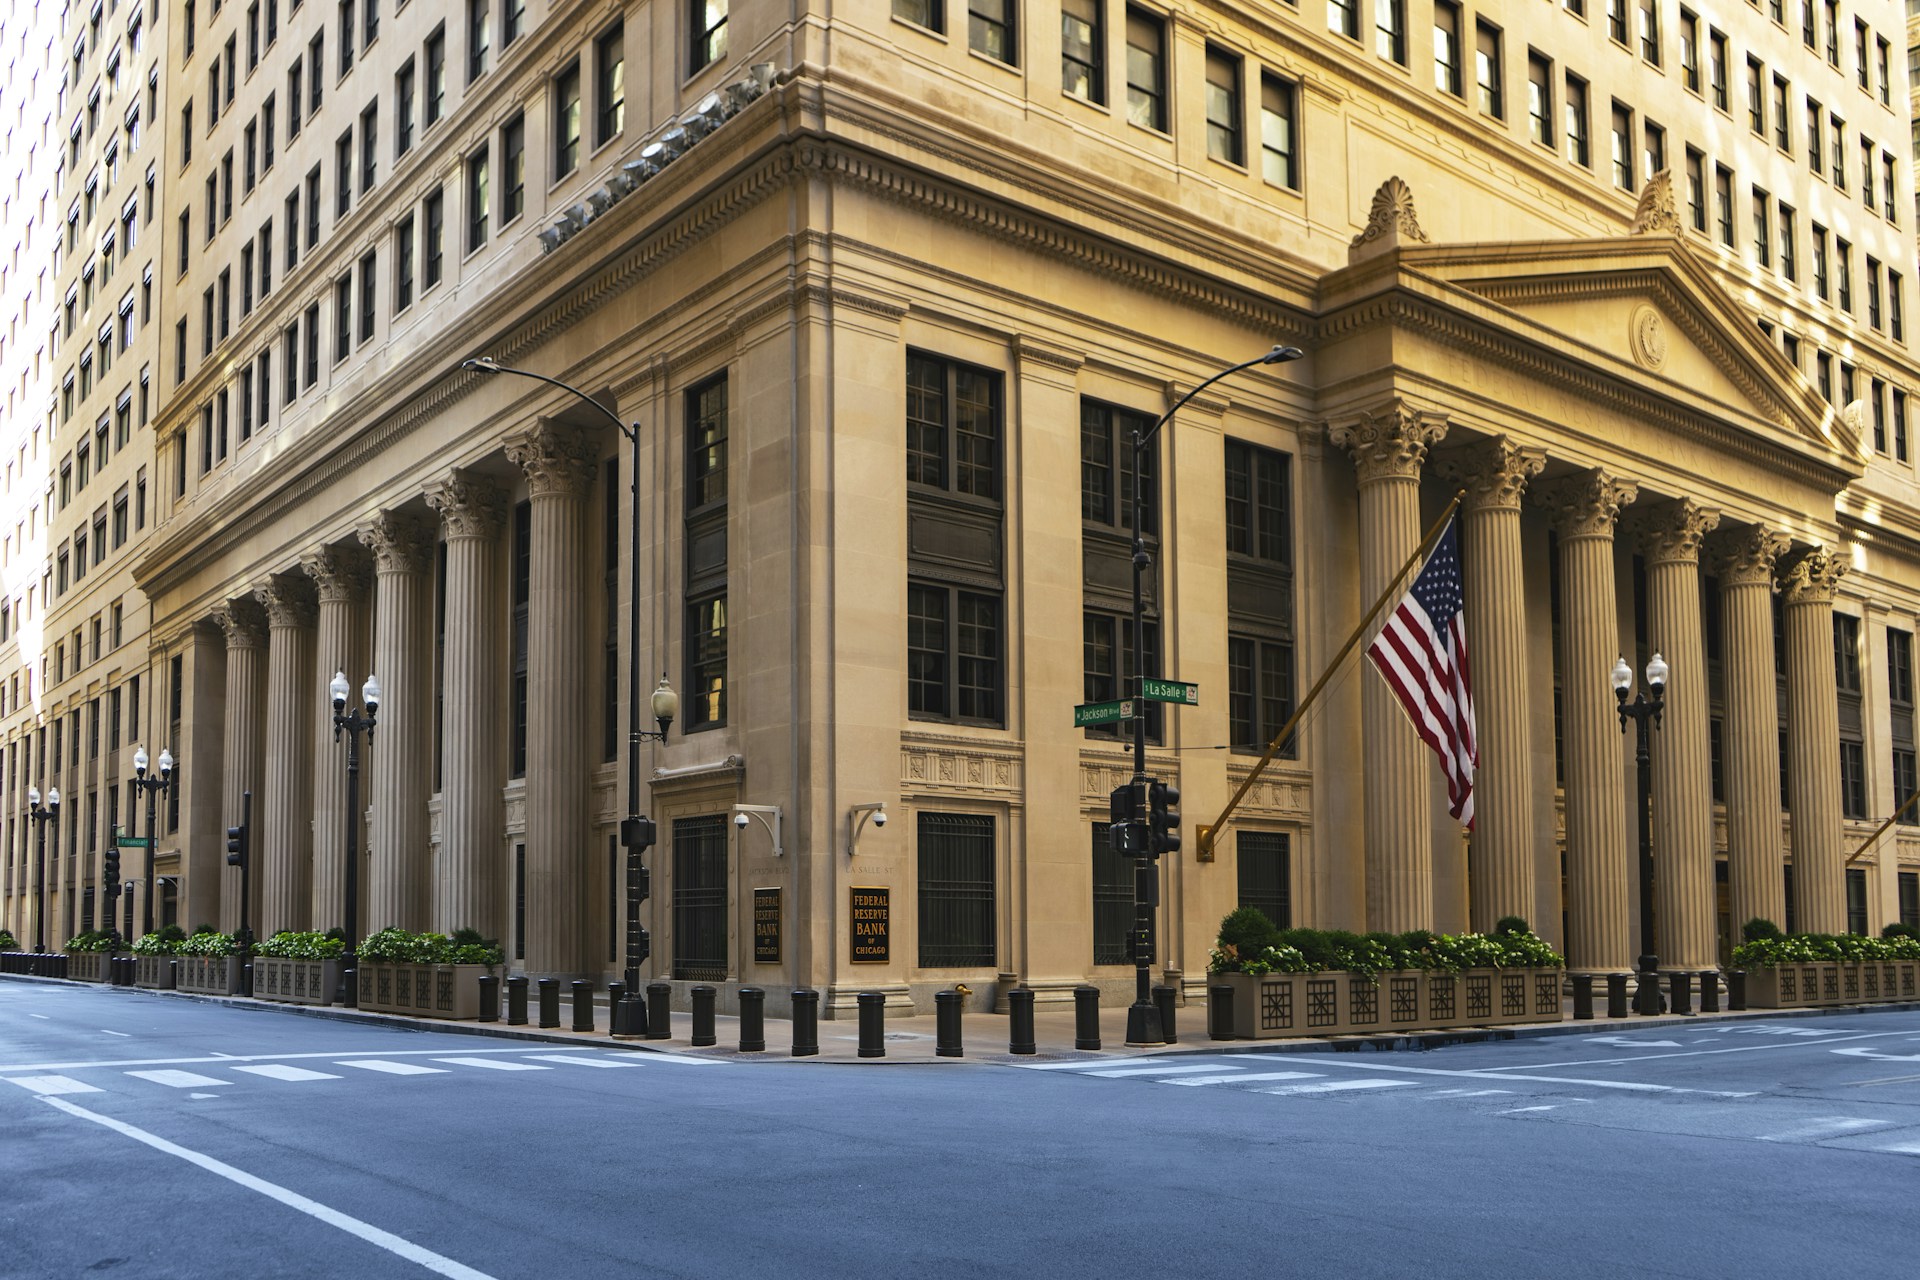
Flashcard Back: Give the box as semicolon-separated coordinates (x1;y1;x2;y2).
177;929;240;957
253;930;347;960
1209;908;1564;981
130;925;187;956
1731;932;1920;967
358;926;504;968
64;930;117;953
0;929;16;951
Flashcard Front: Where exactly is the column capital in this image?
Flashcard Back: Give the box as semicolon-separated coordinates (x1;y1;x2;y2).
1535;469;1639;539
1710;525;1791;587
425;472;508;541
1780;547;1849;605
356;510;436;576
212;596;268;649
299;543;373;603
254;573;318;630
1433;436;1545;513
1328;400;1448;484
1629;498;1721;566
506;423;598;498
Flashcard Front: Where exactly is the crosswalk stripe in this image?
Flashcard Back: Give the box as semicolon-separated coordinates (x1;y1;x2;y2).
431;1057;549;1072
1161;1071;1323;1087
126;1069;231;1088
524;1054;648;1069
1083;1064;1246;1079
4;1074;102;1096
1255;1079;1411;1097
1875;1141;1920;1155
1016;1057;1179;1070
230;1065;342;1082
1756;1118;1887;1142
335;1060;447;1076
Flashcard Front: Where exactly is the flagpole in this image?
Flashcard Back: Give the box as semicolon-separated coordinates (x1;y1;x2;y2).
1196;488;1467;859
1846;787;1920;863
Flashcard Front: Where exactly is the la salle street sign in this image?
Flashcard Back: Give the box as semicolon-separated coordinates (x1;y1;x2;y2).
1141;679;1199;705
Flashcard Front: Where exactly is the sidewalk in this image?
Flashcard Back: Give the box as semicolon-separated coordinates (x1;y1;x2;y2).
17;973;1920;1064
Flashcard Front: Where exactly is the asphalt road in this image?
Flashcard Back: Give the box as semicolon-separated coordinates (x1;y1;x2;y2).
4;980;1916;1280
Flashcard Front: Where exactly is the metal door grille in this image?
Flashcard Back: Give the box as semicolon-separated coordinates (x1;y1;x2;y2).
1090;825;1132;965
1236;830;1291;928
672;815;728;981
918;812;995;968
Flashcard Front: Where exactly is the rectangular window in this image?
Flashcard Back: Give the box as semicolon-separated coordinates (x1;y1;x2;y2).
554;61;581;177
1259;74;1299;190
691;0;728;73
1229;634;1297;756
426;26;447;125
1475;21;1503;118
1328;0;1358;40
1062;0;1104;103
906;353;1002;501
1832;113;1847;188
1813;222;1830;297
1679;8;1699;91
1125;7;1166;131
894;0;943;29
466;0;490;84
1204;49;1243;166
1566;75;1590;167
1809;100;1824;173
501;113;525;223
334;273;352;362
359;101;378;194
466;144;488;251
358;251;377;342
1709;28;1729;110
393;213;415;311
1891;270;1905;341
1643;120;1666;182
1746;57;1765;134
1714;164;1734;247
424;186;445;287
908;583;1002;724
1637;0;1660;63
335;131;352;217
918;812;996;968
1083;612;1163;745
1869;255;1884;328
1607;0;1627;43
1837;236;1853;310
1752;188;1771;266
970;0;1016;64
1527;53;1553;147
1434;0;1463;96
396;59;415;157
596;23;625;143
1779;203;1797;281
1376;0;1406;64
1611;102;1634;190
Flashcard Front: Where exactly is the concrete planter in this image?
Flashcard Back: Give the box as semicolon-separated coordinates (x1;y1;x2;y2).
254;957;344;1005
134;955;177;989
357;962;490;1019
176;954;243;995
1748;960;1919;1008
1216;967;1564;1040
63;951;109;982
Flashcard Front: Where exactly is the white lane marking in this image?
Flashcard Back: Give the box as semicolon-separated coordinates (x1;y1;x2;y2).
126;1069;232;1089
1876;1141;1920;1154
1583;1036;1681;1048
3;1074;102;1096
1161;1071;1323;1087
1831;1047;1920;1063
1449;1089;1516;1097
432;1057;549;1072
29;1014;50;1019
1497;1105;1559;1114
1473;1029;1914;1073
189;1093;219;1099
0;1047;540;1073
1084;1064;1248;1079
336;1060;448;1076
100;1030;131;1037
1017;1057;1179;1070
524;1054;647;1069
604;1051;723;1066
1279;1056;1755;1096
1256;1079;1409;1096
1846;1073;1920;1087
38;1096;499;1280
230;1065;342;1082
1756;1117;1889;1143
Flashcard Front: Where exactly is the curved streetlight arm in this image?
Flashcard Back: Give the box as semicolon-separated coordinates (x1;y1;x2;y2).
1136;345;1303;454
462;357;635;443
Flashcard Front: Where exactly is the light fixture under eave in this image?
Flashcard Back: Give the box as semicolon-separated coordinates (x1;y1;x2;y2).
623;154;659;184
748;62;777;93
657;126;690;158
689;92;727;131
537;227;565;252
564;201;592;228
586;185;617;217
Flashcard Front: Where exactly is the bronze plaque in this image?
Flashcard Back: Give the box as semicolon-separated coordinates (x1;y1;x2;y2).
753;888;782;965
850;886;890;964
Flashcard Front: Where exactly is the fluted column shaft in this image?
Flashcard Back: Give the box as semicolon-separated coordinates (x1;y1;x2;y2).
1783;550;1848;933
303;546;370;938
1716;529;1789;937
358;513;436;935
1449;440;1543;932
1637;500;1720;971
426;475;506;936
1542;471;1638;974
216;600;268;934
1332;404;1447;932
257;579;317;933
510;425;597;978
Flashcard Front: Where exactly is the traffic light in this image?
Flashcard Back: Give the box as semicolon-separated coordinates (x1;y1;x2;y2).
1108;784;1148;857
620;815;657;851
226;817;249;867
1148;780;1181;857
104;846;120;890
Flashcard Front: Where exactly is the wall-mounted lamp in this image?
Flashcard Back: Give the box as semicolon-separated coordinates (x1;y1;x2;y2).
847;802;888;858
730;804;784;857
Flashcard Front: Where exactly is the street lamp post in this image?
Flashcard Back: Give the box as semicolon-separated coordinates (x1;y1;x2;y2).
1614;652;1670;1017
28;787;59;952
461;355;675;1037
1123;345;1303;1046
131;747;175;938
330;671;380;1006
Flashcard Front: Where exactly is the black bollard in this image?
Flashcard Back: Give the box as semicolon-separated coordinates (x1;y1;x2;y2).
857;990;886;1058
1007;987;1037;1055
1571;973;1594;1020
1208;983;1236;1040
537;978;560;1028
1668;970;1693;1016
738;987;766;1052
691;984;717;1047
571;979;595;1031
477;974;500;1022
341;966;357;1007
506;975;529;1025
1699;970;1721;1014
935;990;963;1058
1727;969;1748;1011
646;982;672;1040
1152;985;1178;1045
1074;985;1102;1051
1605;972;1629;1019
792;988;820;1057
606;981;627;1038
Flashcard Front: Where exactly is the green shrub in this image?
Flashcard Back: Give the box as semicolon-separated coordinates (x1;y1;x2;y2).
0;929;17;951
1206;921;1564;976
1732;931;1920;967
1741;917;1784;943
252;930;347;960
64;930;115;953
177;930;239;957
1882;922;1919;941
1493;916;1531;937
130;932;179;956
358;926;503;967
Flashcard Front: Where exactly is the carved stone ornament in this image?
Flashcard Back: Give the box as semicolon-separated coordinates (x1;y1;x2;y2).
1434;437;1546;513
1328;401;1448;484
1779;547;1848;605
505;423;598;499
425;472;508;541
1348;177;1432;262
1710;525;1791;588
1534;469;1639;539
1628;305;1668;371
1631;498;1720;566
300;543;373;604
1628;170;1683;236
255;573;319;630
355;509;436;576
212;595;268;648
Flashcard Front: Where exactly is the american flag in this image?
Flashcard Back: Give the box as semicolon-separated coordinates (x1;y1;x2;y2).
1365;517;1477;827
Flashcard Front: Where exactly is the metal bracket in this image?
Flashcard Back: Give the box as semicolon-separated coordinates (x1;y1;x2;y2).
730;804;784;858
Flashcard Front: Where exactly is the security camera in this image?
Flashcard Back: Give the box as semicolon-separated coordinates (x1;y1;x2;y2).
733;811;750;830
871;810;887;828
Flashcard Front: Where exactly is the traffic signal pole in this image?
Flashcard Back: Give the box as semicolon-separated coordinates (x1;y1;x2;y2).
227;791;252;992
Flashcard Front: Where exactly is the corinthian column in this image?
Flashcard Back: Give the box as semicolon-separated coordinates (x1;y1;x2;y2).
301;544;371;938
356;511;436;936
1538;470;1638;975
214;597;268;935
1713;527;1789;939
1632;499;1720;971
1781;548;1848;934
1330;401;1448;932
425;473;507;938
1438;438;1544;932
255;574;317;934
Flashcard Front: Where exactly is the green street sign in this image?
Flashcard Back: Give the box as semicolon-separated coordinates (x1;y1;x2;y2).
1074;699;1137;727
114;836;151;848
1141;679;1199;706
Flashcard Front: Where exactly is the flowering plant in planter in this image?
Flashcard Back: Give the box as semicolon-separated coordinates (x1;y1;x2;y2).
0;928;18;951
253;930;348;960
131;925;187;956
177;929;239;957
1733;932;1920;967
358;926;504;968
64;930;117;952
1208;910;1565;980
